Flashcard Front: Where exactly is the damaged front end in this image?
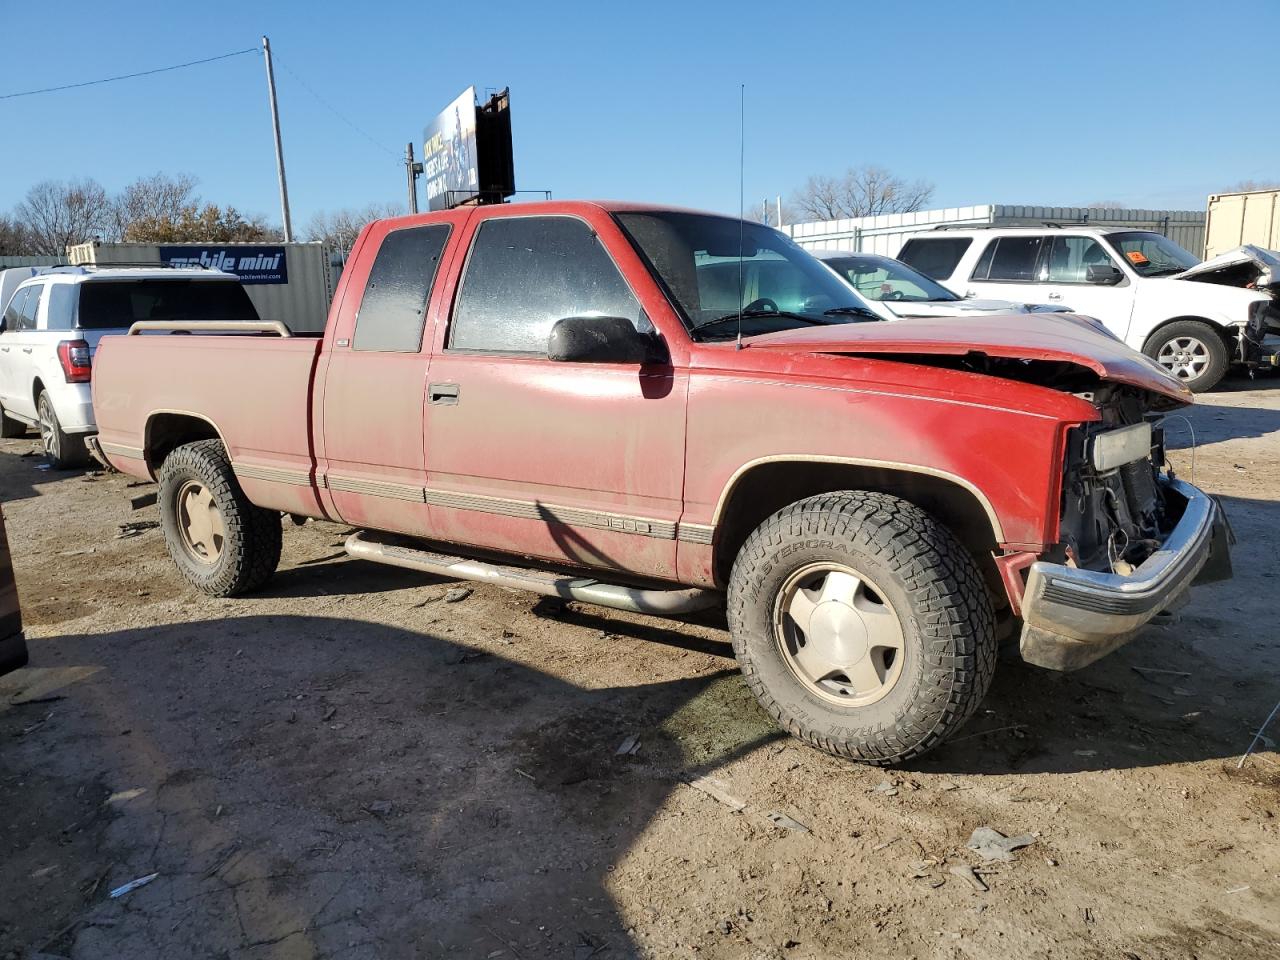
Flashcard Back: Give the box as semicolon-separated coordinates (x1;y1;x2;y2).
1177;244;1280;342
1018;385;1233;671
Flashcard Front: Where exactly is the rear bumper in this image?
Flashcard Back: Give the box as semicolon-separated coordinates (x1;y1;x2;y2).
1019;478;1230;671
45;382;95;434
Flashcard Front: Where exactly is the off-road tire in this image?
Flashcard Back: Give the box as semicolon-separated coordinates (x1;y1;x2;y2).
1142;320;1229;393
158;439;281;596
0;403;25;438
38;390;89;468
727;491;997;765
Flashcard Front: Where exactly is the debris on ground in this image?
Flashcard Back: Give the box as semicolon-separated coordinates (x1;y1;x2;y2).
615;735;641;756
109;873;159;898
685;776;746;812
967;826;1037;863
128;491;158;511
115;520;160;539
872;837;901;852
322;706;337;721
948;864;988;892
872;781;899;797
365;800;393;816
765;811;810;834
444;587;473;603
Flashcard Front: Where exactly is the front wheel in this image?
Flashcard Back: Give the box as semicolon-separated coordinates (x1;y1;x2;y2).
727;491;996;765
158;439;281;596
37;391;88;468
1143;320;1229;393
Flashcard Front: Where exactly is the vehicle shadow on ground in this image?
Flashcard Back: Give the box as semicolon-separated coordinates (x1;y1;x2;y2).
1165;398;1280;450
0;614;777;960
0;439;97;502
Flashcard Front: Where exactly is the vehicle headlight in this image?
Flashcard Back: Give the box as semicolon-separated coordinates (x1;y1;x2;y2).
1089;422;1152;472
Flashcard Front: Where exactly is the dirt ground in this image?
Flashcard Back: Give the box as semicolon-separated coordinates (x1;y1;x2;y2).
1;372;1278;960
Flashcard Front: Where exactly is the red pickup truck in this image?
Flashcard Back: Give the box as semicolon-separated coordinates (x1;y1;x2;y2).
91;201;1231;764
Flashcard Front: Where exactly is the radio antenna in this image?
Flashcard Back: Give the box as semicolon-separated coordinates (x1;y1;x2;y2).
736;82;745;351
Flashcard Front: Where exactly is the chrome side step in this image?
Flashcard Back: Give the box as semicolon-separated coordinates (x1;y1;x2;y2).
344;531;720;616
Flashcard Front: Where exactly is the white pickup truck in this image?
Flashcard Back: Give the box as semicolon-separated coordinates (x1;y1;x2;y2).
896;227;1277;392
0;265;259;466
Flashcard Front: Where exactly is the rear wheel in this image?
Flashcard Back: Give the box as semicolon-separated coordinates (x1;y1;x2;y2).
37;391;88;468
727;491;996;765
1144;320;1229;393
158;439;281;596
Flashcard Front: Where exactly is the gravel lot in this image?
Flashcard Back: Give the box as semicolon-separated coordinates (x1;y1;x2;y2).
1;372;1278;960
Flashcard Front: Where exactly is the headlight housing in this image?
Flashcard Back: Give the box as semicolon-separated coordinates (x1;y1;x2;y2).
1089;421;1152;472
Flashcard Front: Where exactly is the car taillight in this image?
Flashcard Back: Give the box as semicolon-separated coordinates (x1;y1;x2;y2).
57;339;91;383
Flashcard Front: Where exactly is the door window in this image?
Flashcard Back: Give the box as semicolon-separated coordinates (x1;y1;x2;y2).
450;216;643;354
3;288;29;331
14;286;41;331
971;236;1045;282
897;237;973;280
1045;236;1116;283
353;224;451;352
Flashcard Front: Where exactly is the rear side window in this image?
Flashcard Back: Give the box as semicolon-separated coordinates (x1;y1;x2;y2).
450;216;642;354
353;224;451;352
78;280;260;329
972;236;1045;282
46;285;77;330
897;237;972;280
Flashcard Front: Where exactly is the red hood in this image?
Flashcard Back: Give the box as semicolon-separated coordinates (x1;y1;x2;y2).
745;313;1191;403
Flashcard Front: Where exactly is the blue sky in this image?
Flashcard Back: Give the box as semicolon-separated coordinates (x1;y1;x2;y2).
1;0;1273;230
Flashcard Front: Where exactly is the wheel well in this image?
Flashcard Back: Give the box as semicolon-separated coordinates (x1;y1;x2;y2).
711;461;1004;603
1141;316;1233;353
31;377;44;409
145;413;222;474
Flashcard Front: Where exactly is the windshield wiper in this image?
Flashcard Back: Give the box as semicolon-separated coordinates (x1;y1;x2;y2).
693;309;828;334
1145;266;1185;277
822;306;881;319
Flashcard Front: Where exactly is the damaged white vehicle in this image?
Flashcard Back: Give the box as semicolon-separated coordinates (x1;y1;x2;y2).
896;228;1278;392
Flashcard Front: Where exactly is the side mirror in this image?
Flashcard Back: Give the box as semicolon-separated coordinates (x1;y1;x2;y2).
1085;264;1124;285
547;316;667;364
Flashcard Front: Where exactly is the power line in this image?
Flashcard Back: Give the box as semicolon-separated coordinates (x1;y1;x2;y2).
0;47;259;101
273;54;399;158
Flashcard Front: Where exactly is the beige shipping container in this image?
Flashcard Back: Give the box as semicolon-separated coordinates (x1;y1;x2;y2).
66;241;337;333
1204;190;1280;259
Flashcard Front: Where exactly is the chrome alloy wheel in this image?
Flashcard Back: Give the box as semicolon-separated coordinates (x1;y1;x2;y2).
37;395;57;461
1156;335;1211;382
772;562;905;707
175;479;226;564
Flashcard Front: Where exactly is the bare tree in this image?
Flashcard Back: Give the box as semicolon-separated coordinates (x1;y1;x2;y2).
791;165;934;222
112;172;200;241
0;215;31;256
15;179;112;255
1220;179;1280;194
303;203;403;251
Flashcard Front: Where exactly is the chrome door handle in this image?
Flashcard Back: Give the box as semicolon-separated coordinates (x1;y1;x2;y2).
21;347;31;353
0;346;8;352
1047;292;1063;300
964;290;977;298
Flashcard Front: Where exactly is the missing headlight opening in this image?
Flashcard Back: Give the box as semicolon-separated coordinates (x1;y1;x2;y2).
1058;387;1175;575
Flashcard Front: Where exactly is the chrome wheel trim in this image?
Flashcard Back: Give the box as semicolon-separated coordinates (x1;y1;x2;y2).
772;562;906;707
176;479;226;564
1156;335;1211;382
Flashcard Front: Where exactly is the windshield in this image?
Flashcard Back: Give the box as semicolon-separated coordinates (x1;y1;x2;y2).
824;254;959;302
614;211;876;340
1104;232;1200;278
77;279;260;330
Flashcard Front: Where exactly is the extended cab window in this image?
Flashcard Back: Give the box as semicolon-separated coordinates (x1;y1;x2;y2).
1045;236;1116;283
971;236;1044;282
897;237;972;280
354;224;451;352
450;216;642;354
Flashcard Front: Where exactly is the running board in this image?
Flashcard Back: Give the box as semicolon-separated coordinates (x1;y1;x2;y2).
344;531;720;616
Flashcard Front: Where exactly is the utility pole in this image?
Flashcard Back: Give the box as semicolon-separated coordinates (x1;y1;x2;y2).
261;35;293;242
405;142;422;214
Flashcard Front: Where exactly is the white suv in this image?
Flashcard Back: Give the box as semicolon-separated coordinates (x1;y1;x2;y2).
0;266;259;466
897;227;1275;392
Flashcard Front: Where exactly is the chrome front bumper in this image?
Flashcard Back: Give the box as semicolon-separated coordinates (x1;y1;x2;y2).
1019;477;1231;671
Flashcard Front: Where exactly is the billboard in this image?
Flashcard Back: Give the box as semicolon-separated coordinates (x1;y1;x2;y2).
158;245;289;285
423;87;479;212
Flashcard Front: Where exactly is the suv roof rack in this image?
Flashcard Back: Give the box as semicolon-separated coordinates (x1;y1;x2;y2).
46;262;213;273
931;222;1086;231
